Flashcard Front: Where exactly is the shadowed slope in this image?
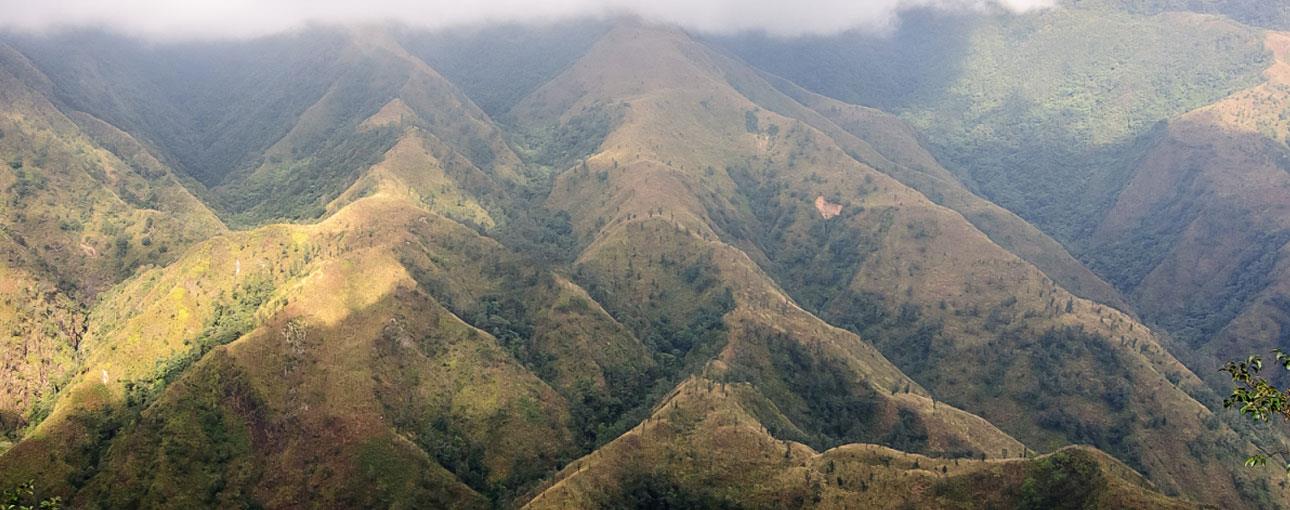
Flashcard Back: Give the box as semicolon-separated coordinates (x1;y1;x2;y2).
720;6;1269;246
515;22;1027;458
511;22;1281;507
210;28;527;224
1088;33;1290;396
0;20;1272;508
10;28;527;226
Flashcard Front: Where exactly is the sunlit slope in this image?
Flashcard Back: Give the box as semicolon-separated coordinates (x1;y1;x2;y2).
716;0;1285;389
512;22;1282;507
0;43;224;294
0;73;670;504
526;376;1195;510
761;74;1128;310
714;7;1284;383
0;42;225;445
514;21;1032;458
0;19;1279;508
0;237;79;452
326;126;504;229
720;8;1290;499
0;194;613;506
0;29;647;506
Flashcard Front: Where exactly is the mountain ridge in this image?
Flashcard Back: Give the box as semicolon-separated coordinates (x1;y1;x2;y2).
0;17;1282;508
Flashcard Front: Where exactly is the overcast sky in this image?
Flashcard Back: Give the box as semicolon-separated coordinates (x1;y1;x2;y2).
0;0;1054;39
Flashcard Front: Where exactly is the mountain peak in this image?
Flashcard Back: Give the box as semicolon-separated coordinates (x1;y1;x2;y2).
2;11;1288;508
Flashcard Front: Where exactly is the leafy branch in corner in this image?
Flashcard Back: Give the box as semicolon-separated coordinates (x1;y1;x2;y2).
1222;349;1290;471
1;481;61;510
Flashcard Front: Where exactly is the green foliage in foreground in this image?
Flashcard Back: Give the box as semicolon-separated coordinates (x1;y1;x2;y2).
1;481;61;510
1222;350;1290;470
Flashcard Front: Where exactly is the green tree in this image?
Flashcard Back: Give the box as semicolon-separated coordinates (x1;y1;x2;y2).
1221;350;1290;470
1;481;62;510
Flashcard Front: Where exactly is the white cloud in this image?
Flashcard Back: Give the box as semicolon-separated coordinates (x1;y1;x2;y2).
0;0;1055;39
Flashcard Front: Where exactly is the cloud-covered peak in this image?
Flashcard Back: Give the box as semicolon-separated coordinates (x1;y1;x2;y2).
0;0;1054;40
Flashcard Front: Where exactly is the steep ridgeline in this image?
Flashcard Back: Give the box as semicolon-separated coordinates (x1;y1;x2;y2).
509;24;1281;507
756;73;1129;311
513;19;1032;457
0;27;657;505
0;43;225;450
526;379;1191;509
718;5;1270;249
0;100;658;505
1088;32;1290;394
718;4;1288;367
718;4;1290;489
212;27;528;225
0;27;1055;508
13;28;525;226
0;22;1269;508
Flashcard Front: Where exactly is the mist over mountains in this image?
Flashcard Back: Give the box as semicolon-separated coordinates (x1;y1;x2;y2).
2;1;1290;509
0;0;1054;39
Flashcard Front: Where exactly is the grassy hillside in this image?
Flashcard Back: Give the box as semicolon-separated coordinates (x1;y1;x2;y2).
0;41;225;447
511;22;1280;507
12;28;527;226
720;6;1290;469
1084;32;1290;398
1069;0;1290;30
8;29;351;188
0;24;1038;507
0;191;625;506
0;19;1275;508
719;6;1269;246
760;73;1128;309
526;375;1194;509
204;29;523;225
0;239;80;452
0;43;225;292
725;0;1290;420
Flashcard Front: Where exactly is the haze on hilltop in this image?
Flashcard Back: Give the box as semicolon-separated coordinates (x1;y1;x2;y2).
0;0;1052;39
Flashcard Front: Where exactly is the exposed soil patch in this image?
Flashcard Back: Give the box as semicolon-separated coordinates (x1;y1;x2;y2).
815;195;842;219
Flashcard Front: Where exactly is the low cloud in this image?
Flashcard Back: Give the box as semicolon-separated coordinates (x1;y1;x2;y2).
0;0;1055;39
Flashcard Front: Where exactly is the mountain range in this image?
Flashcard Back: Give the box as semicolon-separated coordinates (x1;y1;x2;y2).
2;2;1290;508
